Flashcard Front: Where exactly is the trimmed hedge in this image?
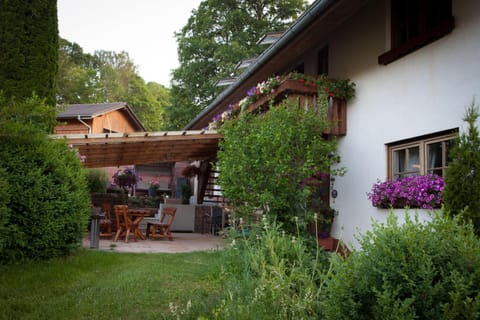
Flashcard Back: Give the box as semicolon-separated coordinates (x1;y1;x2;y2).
0;123;90;263
0;0;58;105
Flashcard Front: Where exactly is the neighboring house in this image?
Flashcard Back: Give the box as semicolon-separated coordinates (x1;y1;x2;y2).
185;0;480;248
55;102;146;134
55;102;173;194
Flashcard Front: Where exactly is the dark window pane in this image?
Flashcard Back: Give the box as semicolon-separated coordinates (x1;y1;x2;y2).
427;142;443;170
394;149;406;174
407;147;420;174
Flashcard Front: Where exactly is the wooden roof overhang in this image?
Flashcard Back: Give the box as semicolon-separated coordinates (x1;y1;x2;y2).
51;130;222;168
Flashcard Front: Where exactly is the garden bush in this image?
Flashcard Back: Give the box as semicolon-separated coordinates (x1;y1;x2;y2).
86;169;109;193
322;212;480;319
0;97;90;264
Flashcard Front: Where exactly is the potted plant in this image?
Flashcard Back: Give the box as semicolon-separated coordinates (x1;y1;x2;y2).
181;164;201;178
112;167;141;196
181;182;192;204
148;179;160;197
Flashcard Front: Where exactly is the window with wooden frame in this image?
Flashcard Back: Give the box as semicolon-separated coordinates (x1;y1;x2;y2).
378;0;454;65
387;129;457;179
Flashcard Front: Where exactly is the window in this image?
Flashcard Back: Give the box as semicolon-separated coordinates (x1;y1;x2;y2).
388;130;457;179
378;0;454;65
317;46;328;75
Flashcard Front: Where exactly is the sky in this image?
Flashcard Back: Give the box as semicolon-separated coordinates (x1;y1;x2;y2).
57;0;202;87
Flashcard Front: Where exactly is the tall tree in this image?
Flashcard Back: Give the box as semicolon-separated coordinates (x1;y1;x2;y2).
166;0;308;130
443;100;480;235
56;41;170;131
0;0;58;106
56;38;101;105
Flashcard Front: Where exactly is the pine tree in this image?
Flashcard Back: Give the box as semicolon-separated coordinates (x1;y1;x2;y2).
443;99;480;235
0;0;58;106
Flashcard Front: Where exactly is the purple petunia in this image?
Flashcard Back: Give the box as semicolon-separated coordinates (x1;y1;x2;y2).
367;174;445;210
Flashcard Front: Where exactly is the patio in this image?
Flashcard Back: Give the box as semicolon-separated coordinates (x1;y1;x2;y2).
83;232;226;253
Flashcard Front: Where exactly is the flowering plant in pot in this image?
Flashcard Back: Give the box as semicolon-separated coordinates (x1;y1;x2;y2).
149;180;161;189
148;179;161;197
112;167;140;195
368;174;445;209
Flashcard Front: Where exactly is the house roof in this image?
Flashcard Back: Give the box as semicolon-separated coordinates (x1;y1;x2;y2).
58;102;146;131
185;0;367;130
51;130;221;168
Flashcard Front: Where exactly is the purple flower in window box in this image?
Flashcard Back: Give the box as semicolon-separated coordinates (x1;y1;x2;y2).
367;174;445;210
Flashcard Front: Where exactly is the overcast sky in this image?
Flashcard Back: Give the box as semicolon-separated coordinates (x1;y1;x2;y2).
57;0;202;87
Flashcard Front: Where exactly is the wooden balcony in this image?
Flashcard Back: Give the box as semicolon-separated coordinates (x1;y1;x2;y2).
245;78;347;136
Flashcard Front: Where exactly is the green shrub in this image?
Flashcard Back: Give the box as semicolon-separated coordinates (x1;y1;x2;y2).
0;109;90;263
86;169;109;193
217;101;343;232
0;0;58;106
443;100;480;236
322;212;480;319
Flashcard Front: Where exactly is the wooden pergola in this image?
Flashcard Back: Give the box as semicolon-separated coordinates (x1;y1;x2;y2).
51;130;222;168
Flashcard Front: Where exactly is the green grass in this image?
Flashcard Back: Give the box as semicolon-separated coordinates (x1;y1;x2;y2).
0;249;224;319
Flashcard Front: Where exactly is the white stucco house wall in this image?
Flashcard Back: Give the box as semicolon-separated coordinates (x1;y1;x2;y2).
327;0;480;247
186;0;480;249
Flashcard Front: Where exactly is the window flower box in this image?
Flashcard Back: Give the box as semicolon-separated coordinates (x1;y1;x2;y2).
367;174;445;210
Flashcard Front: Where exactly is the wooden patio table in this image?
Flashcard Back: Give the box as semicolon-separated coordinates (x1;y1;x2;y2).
127;208;156;240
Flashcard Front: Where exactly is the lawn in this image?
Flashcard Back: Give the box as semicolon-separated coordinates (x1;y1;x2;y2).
0;249;224;319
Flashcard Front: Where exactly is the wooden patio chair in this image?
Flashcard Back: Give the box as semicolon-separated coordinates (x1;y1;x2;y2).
99;203;113;239
113;205;138;243
146;207;177;241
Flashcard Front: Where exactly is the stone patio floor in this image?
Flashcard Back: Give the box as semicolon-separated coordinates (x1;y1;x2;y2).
83;232;227;253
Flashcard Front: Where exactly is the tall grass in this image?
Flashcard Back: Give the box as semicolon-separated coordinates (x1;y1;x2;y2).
195;215;331;319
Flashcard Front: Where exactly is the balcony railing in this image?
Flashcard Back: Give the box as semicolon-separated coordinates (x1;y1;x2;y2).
208;73;354;136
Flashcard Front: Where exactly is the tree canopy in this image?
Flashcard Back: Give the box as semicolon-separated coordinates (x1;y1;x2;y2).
0;0;58;106
56;38;170;131
166;0;308;130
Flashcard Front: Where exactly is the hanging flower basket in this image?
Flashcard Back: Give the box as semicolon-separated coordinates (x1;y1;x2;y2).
112;167;141;194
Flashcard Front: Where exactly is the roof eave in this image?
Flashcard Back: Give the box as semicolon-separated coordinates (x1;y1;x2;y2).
184;0;337;130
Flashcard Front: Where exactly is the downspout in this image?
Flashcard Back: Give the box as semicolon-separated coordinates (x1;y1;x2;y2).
77;115;92;134
184;0;336;130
